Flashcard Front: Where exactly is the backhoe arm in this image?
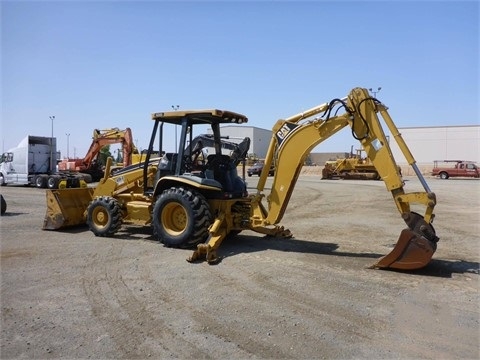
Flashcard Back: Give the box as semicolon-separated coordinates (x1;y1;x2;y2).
251;87;438;270
254;110;352;225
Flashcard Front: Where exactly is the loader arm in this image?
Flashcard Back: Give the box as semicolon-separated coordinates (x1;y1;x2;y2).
251;87;438;270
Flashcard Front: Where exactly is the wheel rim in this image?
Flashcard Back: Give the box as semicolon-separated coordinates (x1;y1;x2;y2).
161;202;187;236
92;206;109;229
48;177;55;188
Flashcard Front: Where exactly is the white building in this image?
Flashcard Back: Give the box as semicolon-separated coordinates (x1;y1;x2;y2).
214;125;273;159
389;125;480;166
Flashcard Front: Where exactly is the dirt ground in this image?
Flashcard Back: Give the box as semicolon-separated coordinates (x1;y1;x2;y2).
1;171;479;359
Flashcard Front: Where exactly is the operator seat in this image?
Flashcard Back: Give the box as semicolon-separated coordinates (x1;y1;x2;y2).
206;154;234;192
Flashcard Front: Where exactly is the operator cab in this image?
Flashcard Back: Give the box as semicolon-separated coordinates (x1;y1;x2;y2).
144;109;250;198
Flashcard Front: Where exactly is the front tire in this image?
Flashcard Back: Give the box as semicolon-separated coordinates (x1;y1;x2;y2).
87;196;122;236
153;187;212;248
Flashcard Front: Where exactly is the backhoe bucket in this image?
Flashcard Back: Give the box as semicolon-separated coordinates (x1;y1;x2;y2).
372;228;437;270
43;188;94;230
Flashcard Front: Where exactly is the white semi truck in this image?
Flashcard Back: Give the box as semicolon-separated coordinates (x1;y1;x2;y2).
0;135;90;189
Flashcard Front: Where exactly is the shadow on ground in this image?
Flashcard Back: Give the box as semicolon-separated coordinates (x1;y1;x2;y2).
219;233;479;278
49;226;479;279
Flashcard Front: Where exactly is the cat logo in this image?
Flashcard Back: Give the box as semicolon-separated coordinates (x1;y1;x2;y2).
275;122;298;146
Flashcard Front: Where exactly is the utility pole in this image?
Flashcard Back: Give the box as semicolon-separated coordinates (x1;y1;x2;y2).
65;133;70;159
368;87;382;98
171;105;180;151
49;116;55;172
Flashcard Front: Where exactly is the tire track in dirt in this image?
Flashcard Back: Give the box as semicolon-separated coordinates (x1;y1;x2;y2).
142;263;277;358
212;246;443;357
174;257;384;358
81;242;211;358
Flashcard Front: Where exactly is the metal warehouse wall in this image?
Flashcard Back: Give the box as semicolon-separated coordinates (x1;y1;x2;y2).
217;126;272;159
389;125;480;166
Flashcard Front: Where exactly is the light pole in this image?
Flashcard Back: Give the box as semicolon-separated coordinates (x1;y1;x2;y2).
65;133;70;159
171;105;179;151
49;116;55;172
368;87;382;98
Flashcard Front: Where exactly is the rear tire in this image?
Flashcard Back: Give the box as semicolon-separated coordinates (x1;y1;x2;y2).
0;175;6;186
35;175;47;188
439;172;449;180
87;196;122;236
47;175;61;189
153;187;212;248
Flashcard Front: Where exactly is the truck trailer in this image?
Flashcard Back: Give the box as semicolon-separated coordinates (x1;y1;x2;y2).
0;135;90;189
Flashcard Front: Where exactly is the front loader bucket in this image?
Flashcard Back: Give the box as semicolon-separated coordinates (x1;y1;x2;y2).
43;188;94;230
372;228;437;270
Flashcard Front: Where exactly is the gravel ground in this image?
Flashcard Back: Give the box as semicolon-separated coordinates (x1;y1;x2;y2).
1;173;479;359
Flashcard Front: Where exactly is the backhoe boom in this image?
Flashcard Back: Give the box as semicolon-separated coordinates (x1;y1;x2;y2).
249;87;438;269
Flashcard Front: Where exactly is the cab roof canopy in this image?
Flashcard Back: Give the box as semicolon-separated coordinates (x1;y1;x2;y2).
151;109;248;126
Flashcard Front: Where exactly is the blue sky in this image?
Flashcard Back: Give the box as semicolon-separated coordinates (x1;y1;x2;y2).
2;0;478;158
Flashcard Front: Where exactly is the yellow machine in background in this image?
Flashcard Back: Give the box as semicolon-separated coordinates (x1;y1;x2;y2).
322;149;382;180
44;88;439;271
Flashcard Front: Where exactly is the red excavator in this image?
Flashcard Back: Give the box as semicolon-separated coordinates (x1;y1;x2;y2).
58;127;138;182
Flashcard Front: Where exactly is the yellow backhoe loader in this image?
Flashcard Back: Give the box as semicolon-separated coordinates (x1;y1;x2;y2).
43;87;439;270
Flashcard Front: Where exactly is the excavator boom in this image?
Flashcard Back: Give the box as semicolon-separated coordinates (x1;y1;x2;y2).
82;127;137;168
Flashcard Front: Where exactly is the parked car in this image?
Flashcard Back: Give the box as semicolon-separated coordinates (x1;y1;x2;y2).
247;162;275;177
431;160;479;179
